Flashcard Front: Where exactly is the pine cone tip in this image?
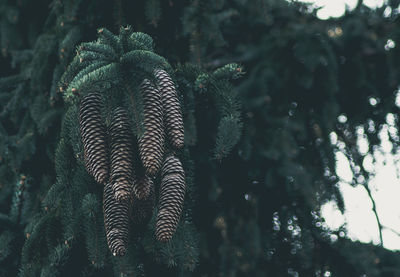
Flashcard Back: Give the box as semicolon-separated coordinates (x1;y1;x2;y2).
115;190;131;202
112;245;126;257
146;166;158;176
156;234;171;243
172;138;184;149
155;218;173;242
95;169;109;184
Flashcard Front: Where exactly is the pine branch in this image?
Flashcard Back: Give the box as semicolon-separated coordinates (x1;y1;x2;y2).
355;0;363;10
362;182;384;246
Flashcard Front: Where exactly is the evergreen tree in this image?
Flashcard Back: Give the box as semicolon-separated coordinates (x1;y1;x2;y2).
1;0;400;276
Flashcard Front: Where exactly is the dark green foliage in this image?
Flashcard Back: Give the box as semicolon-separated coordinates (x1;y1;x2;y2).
194;63;243;160
2;0;400;276
82;194;108;268
0;9;242;271
192;1;400;276
56;27;240;269
145;0;162;27
214;115;243;160
0;231;14;262
182;0;238;64
9;175;32;225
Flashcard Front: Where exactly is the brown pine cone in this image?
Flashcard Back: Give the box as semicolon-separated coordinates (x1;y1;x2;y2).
160;154;185;179
156;155;186;242
138;79;164;176
103;181;130;256
109;107;135;202
154;69;184;149
79;92;109;184
130;182;155;225
133;174;153;200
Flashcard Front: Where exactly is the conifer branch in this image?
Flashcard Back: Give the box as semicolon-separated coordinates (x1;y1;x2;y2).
362;182;384;246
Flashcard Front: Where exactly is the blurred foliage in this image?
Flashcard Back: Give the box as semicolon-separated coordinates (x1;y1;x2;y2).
1;0;400;276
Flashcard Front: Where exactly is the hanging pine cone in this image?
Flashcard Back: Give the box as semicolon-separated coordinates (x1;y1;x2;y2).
133;174;153;200
109;107;135;202
131;182;155;225
156;155;186;242
79;92;109;184
160;154;185;178
154;69;184;149
138;79;164;176
103;182;130;256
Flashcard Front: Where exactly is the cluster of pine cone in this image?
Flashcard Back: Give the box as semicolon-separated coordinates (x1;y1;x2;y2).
79;69;186;256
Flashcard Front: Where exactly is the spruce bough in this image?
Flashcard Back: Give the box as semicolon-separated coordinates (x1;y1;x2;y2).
45;26;243;269
64;26;188;255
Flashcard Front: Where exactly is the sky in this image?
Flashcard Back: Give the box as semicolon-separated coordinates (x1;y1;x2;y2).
322;121;400;250
293;0;385;19
292;0;400;251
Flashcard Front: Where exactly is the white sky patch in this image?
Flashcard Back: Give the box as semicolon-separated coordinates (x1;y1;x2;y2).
321;125;400;250
396;90;400;108
289;0;386;19
340;182;381;245
382;229;400;251
335;151;353;183
321;201;345;230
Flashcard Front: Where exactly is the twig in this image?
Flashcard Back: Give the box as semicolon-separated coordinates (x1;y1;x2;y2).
355;0;363;10
382;224;400;237
362;182;384;246
337;127;384;246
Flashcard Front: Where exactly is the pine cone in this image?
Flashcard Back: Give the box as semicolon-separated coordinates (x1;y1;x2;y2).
109;107;135;202
133;174;153;200
156;155;186;242
131;182;154;225
154;69;184;149
138;79;164;176
160;154;185;179
79;92;109;184
103;182;130;256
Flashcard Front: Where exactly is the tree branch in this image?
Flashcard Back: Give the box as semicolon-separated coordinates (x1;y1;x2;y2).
355;0;363;10
382;224;400;237
362;182;384;246
337;127;383;246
